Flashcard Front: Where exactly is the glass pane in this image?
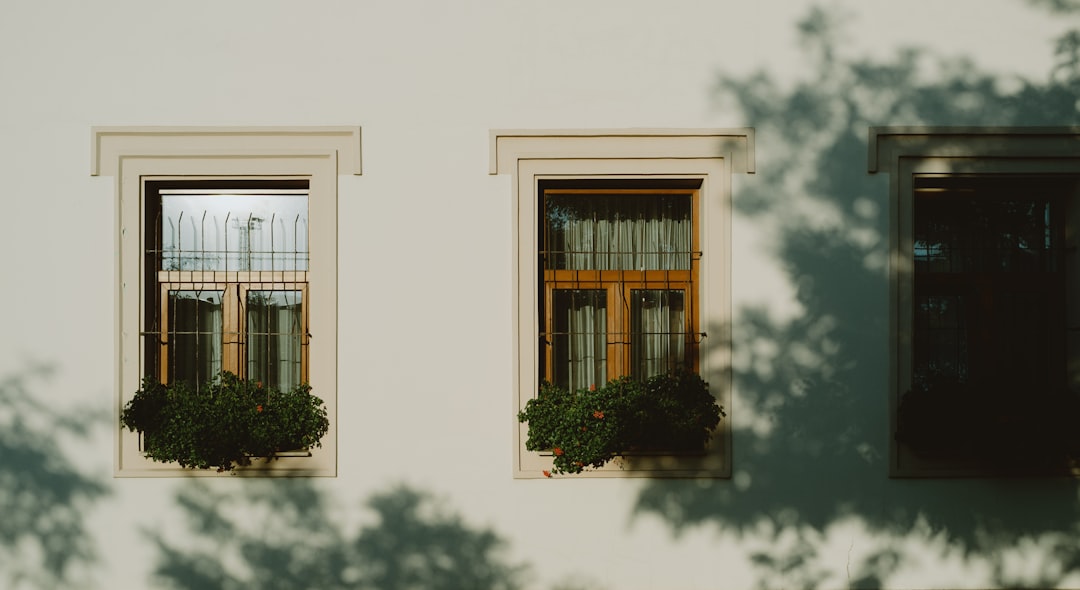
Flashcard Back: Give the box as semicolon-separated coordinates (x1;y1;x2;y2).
991;291;1055;391
168;290;223;390
544;193;691;271
914;291;1058;391
913;295;967;388
160;190;309;271
246;290;304;392
914;192;1057;274
551;289;607;391
632;289;686;378
913;176;1067;390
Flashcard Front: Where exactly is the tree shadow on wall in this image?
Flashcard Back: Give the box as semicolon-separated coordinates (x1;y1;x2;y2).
636;4;1080;589
0;363;110;590
150;480;534;590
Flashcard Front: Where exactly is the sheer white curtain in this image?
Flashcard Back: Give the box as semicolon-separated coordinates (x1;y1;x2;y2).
274;291;303;390
557;196;691;271
247;291;303;391
556;290;607;391
633;290;686;378
200;294;224;385
548;194;691;387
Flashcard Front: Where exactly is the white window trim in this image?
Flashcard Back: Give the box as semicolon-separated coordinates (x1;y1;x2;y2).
870;126;1080;477
93;126;361;477
491;129;754;478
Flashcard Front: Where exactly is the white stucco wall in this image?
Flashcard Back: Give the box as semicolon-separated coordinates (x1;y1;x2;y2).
2;1;1078;588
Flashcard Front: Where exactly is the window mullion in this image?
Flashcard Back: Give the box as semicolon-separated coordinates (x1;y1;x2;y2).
158;285;170;385
543;280;555;384
224;283;242;377
611;280;628;379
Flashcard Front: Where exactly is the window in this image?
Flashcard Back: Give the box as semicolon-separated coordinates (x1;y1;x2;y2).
93;126;361;476
492;129;754;478
539;182;700;390
145;181;310;393
871;127;1080;476
912;175;1068;393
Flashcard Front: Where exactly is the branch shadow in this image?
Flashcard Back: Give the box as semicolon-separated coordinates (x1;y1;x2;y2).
149;480;532;590
0;362;110;589
636;4;1080;589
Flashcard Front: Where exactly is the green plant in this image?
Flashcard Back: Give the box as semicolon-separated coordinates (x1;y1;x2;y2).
896;380;1080;469
517;371;724;475
120;372;329;472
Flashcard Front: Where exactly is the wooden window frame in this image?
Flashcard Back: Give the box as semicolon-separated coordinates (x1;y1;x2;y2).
157;281;310;387
539;187;701;385
93;126;361;477
491;129;754;478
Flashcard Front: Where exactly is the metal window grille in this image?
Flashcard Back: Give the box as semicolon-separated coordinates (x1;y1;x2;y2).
142;185;310;392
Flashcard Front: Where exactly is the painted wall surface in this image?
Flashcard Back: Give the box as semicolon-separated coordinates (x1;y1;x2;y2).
1;1;1079;588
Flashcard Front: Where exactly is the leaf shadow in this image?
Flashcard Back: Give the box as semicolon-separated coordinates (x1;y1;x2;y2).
636;4;1080;588
0;362;110;589
149;479;530;590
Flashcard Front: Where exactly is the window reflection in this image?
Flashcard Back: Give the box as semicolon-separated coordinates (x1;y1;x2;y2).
160;189;309;272
912;175;1069;392
167;290;223;390
246;290;304;392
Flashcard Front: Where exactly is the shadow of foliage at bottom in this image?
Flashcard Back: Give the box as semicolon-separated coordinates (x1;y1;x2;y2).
151;480;528;590
0;363;109;590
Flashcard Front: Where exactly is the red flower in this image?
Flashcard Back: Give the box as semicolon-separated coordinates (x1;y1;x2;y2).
542;470;552;478
593;410;604;419
589;383;596;391
553;447;564;456
256;405;263;413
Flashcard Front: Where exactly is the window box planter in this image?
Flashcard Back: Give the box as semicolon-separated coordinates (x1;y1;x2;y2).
896;381;1080;472
517;371;723;476
120;372;329;472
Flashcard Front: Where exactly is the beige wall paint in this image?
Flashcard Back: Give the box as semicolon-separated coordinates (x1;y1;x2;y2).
1;1;1077;588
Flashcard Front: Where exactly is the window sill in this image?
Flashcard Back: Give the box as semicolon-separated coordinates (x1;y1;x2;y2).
515;424;729;479
95;126;360;479
114;459;336;478
891;444;1080;478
